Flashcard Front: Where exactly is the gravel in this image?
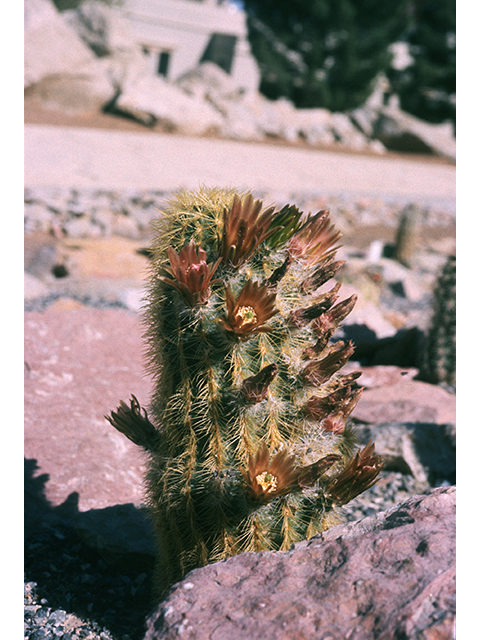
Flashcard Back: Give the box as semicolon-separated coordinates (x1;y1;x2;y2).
24;293;130;314
24;517;154;640
23;186;456;241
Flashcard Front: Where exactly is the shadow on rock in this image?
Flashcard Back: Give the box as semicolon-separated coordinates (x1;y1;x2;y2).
354;422;456;487
24;458;155;640
343;324;424;368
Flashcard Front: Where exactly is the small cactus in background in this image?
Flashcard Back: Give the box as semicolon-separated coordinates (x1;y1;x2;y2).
393;203;424;267
107;187;383;600
420;254;456;387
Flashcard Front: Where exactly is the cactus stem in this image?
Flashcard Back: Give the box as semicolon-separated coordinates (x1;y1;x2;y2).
107;187;384;599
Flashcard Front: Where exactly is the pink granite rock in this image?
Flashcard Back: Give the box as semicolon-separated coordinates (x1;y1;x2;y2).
24;307;153;512
144;487;455;640
342;363;420;388
351;378;455;425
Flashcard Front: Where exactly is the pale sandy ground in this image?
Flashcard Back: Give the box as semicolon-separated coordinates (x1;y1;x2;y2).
24;123;455;205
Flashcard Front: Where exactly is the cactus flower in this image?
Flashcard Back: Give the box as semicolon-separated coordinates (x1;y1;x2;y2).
160;240;221;306
221;193;277;266
221;279;278;336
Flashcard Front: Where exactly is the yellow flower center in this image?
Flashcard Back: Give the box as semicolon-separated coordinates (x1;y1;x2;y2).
236;305;257;326
256;471;278;493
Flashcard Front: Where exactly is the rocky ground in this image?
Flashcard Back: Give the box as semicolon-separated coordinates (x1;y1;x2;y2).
24;116;455;640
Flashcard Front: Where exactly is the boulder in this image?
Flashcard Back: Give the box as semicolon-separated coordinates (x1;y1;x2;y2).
374;102;456;162
24;272;50;300
63;0;138;58
351;379;456;426
25;57;116;115
293;109;384;151
343;364;420;389
114;73;225;133
63;0;149;91
144;487;455;640
330;112;373;151
24;231;62;280
24;0;116;113
24;307;152;512
351;101;456;162
176;63;298;141
291;107;336;146
24;0;96;88
216;91;286;141
343;302;399;340
175;61;244;103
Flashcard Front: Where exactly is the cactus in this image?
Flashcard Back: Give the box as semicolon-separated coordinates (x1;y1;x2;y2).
393;203;424;267
420;254;456;387
106;187;383;600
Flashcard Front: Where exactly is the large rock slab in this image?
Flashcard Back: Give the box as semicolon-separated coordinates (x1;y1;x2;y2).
24;0;96;87
351;102;456;162
352;379;456;425
374;105;456;162
25;57;115;115
24;0;116;112
114;73;225;133
144;486;455;640
24;307;152;512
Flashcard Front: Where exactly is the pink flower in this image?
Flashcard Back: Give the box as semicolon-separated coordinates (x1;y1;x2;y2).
160;240;221;306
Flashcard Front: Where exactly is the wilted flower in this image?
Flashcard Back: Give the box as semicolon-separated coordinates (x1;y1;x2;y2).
311;295;357;335
325;442;384;505
266;255;291;287
221;194;277;267
105;395;157;451
241;363;279;403
305;385;363;434
243;442;341;503
301;256;345;293
296;453;342;487
288;210;342;267
160;240;222;306
220;279;278;337
289;283;341;327
303;341;356;387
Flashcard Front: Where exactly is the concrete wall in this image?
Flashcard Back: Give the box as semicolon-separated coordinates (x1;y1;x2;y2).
122;0;260;90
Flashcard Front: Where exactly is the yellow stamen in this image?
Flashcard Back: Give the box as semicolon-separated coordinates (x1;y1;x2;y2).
236;305;257;326
256;471;278;493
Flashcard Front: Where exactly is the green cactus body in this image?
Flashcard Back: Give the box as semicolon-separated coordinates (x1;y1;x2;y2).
107;187;383;599
421;254;456;387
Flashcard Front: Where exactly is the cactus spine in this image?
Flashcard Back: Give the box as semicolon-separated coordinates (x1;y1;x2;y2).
420;254;456;387
107;187;383;600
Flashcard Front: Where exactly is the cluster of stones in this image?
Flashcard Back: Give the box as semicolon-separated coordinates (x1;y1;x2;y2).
24;187;456;241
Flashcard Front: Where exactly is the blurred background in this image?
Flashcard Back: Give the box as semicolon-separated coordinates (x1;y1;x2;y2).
25;0;455;157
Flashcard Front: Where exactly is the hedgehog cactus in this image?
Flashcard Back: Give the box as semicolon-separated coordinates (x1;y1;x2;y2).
420;254;456;387
107;187;383;599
